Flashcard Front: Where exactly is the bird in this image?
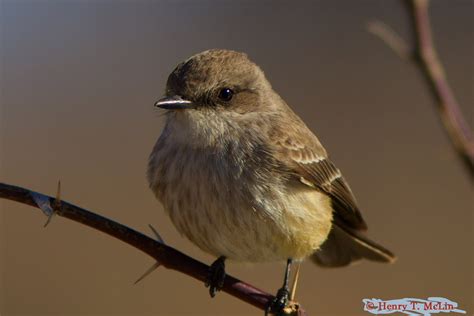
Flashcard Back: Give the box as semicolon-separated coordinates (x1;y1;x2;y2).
147;49;395;314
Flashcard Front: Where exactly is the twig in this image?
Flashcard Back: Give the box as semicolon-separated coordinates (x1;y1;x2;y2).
367;21;411;60
370;0;474;177
0;182;307;315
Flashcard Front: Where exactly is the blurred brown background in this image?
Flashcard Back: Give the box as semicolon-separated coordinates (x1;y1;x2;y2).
1;0;472;315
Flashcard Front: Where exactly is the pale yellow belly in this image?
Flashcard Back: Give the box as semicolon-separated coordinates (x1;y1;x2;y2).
161;180;333;262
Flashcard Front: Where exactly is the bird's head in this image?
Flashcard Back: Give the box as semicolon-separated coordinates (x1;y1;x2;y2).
155;49;274;116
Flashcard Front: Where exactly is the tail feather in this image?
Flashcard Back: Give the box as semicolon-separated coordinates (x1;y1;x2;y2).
311;222;396;267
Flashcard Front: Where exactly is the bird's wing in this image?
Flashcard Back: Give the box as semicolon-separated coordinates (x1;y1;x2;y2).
272;123;368;231
268;110;395;266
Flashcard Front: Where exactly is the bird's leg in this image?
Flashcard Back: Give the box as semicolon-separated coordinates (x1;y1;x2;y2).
265;258;292;315
205;256;226;297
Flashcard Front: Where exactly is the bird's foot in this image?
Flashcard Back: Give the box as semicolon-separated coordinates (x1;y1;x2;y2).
205;256;226;297
265;287;290;315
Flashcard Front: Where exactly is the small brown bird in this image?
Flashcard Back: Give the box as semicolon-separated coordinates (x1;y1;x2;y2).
148;49;395;313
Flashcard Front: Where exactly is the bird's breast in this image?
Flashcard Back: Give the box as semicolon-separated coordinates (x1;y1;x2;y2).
147;123;333;261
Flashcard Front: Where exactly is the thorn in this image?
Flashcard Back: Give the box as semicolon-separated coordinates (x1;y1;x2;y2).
132;224;165;284
43;213;54;228
134;262;161;285
148;224;165;244
53;180;61;209
290;262;300;301
44;180;62;227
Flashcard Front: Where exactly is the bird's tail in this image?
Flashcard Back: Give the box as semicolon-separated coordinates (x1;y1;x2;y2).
311;222;396;267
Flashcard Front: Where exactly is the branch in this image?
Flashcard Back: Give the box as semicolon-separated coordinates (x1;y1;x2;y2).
0;182;307;316
369;0;474;177
367;21;411;60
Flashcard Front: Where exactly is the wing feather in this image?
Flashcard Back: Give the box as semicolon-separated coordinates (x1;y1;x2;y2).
268;109;395;265
273;128;368;231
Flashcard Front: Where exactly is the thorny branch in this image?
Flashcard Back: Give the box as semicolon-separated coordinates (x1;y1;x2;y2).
2;1;471;314
0;182;307;316
369;0;474;177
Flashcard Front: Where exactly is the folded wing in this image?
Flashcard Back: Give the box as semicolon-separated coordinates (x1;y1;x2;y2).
271;120;395;266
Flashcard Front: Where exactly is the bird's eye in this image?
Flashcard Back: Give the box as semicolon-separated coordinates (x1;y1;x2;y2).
218;88;234;102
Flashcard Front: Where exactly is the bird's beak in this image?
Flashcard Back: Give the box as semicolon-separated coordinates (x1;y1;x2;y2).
154;95;194;110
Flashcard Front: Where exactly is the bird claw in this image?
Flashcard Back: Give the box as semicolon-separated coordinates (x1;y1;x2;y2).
205;256;226;297
265;287;290;316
